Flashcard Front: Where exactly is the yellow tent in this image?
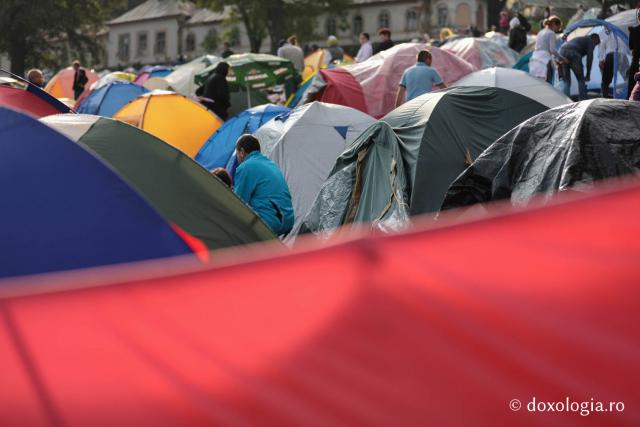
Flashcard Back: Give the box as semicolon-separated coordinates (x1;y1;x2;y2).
303;50;355;80
113;90;223;158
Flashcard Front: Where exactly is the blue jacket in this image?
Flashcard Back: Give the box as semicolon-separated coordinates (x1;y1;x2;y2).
234;151;294;235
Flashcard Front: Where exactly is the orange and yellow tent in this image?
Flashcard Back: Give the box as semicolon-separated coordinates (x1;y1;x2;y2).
303;49;354;80
113;90;223;157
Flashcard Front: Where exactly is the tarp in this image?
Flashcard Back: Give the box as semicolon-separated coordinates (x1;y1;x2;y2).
346;43;476;118
44;67;99;100
0;84;71;117
0;107;193;278
0;177;639;426
607;8;638;36
453;67;572;108
442;99;640;210
113;90;223;157
195;104;290;171
316;68;368;114
254;101;376;236
43;114;277;250
301;87;548;237
75;81;148;117
442;37;519;70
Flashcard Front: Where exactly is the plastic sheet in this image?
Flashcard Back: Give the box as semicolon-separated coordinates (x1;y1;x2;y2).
442;37;519;70
442;99;640;211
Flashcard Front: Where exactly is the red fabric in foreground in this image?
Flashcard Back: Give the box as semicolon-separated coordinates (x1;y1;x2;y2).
0;86;62;118
318;68;368;114
1;182;640;426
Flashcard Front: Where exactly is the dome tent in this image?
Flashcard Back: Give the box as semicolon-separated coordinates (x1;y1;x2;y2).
0;81;71;117
196;104;290;171
75;80;149;117
254;101;376;235
0;107;194;278
134;66;173;85
300;87;548;238
45;66;99;100
442;99;640;211
43;114;277;250
453;67;572;108
442;37;519;70
113;90;223;157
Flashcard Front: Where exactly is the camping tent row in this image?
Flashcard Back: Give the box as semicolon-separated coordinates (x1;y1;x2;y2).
0;106;278;279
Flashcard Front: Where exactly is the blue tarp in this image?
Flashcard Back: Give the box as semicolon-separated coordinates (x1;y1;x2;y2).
76;81;148;117
195;104;290;171
513;51;532;72
0;107;192;278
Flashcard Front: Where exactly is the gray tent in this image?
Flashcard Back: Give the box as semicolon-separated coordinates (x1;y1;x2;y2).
300;86;548;238
442;99;640;210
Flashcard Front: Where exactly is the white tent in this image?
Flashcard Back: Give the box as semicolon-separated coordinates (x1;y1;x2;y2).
164;55;219;96
255;101;376;237
454;67;572;108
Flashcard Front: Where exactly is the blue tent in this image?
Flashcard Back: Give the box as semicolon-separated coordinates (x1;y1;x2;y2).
195;104;290;171
0;107;193;278
76;81;149;117
513;51;532;72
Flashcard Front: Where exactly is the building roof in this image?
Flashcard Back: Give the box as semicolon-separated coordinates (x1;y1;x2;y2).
186;8;226;25
108;0;196;25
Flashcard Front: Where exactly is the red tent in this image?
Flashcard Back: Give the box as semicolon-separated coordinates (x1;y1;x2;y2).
1;179;639;426
316;68;368;114
0;85;71;117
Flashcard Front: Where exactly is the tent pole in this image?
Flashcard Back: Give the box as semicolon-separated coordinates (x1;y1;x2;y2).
246;85;252;108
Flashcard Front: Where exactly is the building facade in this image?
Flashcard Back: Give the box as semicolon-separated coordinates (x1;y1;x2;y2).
105;0;488;68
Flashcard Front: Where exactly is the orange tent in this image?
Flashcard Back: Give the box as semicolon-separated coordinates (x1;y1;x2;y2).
113;90;223;157
0;178;639;426
44;67;98;100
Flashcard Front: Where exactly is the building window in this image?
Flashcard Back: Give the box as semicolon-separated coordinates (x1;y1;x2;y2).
229;27;240;47
186;33;196;52
137;32;147;57
352;15;363;36
117;33;130;62
154;31;166;55
326;16;337;36
437;5;448;27
406;9;418;31
455;3;471;28
378;10;390;29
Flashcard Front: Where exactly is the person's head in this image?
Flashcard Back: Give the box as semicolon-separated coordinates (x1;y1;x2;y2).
545;15;562;32
378;28;391;41
417;50;433;66
359;32;370;44
509;17;520;30
590;33;601;45
235;134;261;163
440;27;453;41
223;41;230;50
211;167;232;188
327;35;338;47
311;43;319;52
287;35;297;46
500;11;508;17
26;69;44;87
215;61;230;76
72;60;80;70
578;4;584;10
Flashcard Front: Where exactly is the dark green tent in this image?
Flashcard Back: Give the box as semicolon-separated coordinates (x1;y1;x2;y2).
42;114;277;250
301;86;548;237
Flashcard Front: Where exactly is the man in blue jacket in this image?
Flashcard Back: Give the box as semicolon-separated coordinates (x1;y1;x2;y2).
234;134;294;236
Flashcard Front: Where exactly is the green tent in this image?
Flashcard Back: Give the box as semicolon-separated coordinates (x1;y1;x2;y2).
300;86;548;237
42;114;277;250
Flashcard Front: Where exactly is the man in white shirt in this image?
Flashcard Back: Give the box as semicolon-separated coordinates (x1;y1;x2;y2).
598;29;617;97
277;35;305;74
355;32;373;62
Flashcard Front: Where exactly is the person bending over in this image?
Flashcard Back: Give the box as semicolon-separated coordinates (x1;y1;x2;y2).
234;135;294;236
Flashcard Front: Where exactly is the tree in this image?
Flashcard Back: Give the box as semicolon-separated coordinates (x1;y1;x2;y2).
0;0;125;75
199;0;352;54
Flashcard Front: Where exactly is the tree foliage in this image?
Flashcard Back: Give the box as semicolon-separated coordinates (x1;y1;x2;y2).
198;0;352;54
0;0;126;75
